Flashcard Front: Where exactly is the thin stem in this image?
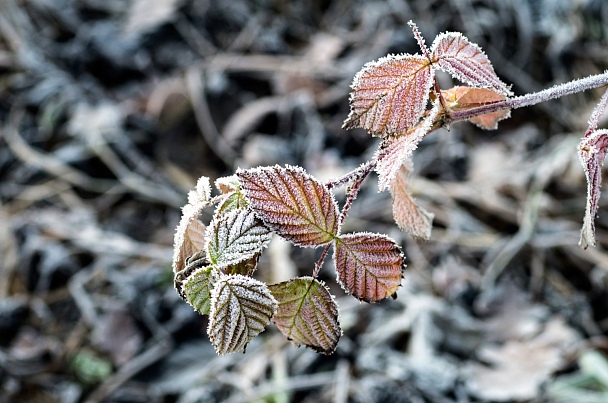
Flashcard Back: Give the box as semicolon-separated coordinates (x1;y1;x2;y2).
312;243;332;278
337;173;366;227
447;71;608;124
324;160;376;189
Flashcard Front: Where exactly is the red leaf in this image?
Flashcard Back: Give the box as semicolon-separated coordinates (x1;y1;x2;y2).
431;33;512;96
333;233;404;302
578;129;608;248
237;165;340;247
442;86;511;130
342;54;432;137
375;100;440;190
389;160;434;239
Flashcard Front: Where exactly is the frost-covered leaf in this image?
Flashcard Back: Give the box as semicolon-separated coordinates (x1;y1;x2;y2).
390;160;434;239
215;175;241;194
224;252;260;276
206;209;272;268
237;165;340;247
442;86;511;130
431;33;512;96
333;233;404;302
375;100;440;190
578;129;608;248
182;265;219;316
174;251;209;301
188;176;212;206
216;191;248;217
173;202;208;274
269;277;341;355
342;54;433;137
207;274;277;355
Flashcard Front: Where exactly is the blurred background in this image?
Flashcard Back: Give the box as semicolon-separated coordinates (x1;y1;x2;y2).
1;0;608;402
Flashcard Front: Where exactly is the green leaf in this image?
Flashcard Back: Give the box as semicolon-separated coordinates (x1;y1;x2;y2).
208;274;278;355
224;252;260;276
237;165;340;247
269;277;341;355
182;264;218;315
333;232;405;302
216;191;249;217
206;209;272;268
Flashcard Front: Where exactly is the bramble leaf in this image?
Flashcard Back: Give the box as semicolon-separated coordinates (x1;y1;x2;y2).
182;264;218;316
342;54;433;137
237;165;340;247
390;160;434;239
207;274;277;355
442;86;511;130
173;178;211;274
375;100;440;190
578;129;608;248
216;191;249;217
215;175;240;194
206;209;272;268
224;252;260;276
333;233;404;302
431;33;512;96
269;277;341;355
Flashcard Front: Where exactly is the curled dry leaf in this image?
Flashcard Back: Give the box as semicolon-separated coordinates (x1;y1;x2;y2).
237;165;340;247
375;100;440;190
333;232;405;302
578;129;608;248
430;32;512;96
269;276;341;355
207;274;277;355
206;209;272;268
442;86;511;130
342;54;432;137
389;160;434;239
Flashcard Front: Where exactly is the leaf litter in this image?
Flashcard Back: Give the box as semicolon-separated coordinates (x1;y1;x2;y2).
1;0;608;402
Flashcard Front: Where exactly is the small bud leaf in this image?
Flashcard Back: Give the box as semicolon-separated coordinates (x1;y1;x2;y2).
442;86;511;130
206;209;272;268
237;165;340;247
208;274;278;355
333;233;405;302
342;54;433;137
269;277;341;355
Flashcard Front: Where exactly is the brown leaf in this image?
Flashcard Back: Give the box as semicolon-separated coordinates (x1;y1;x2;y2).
333;233;404;302
442;86;511;130
237;165;340;247
389;160;434;239
342;54;432;137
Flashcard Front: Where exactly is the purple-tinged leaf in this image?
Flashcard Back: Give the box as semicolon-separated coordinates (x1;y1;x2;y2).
207;274;277;355
442;86;511;130
237;165;340;247
173;193;210;274
578;129;608;248
206;209;272;268
182;264;219;316
375;100;440;190
342;54;433;137
333;233;405;302
431;33;512;96
390;160;434;239
584;88;608;138
269;277;341;355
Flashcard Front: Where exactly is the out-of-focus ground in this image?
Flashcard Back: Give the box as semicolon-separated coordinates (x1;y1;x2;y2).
1;1;608;402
